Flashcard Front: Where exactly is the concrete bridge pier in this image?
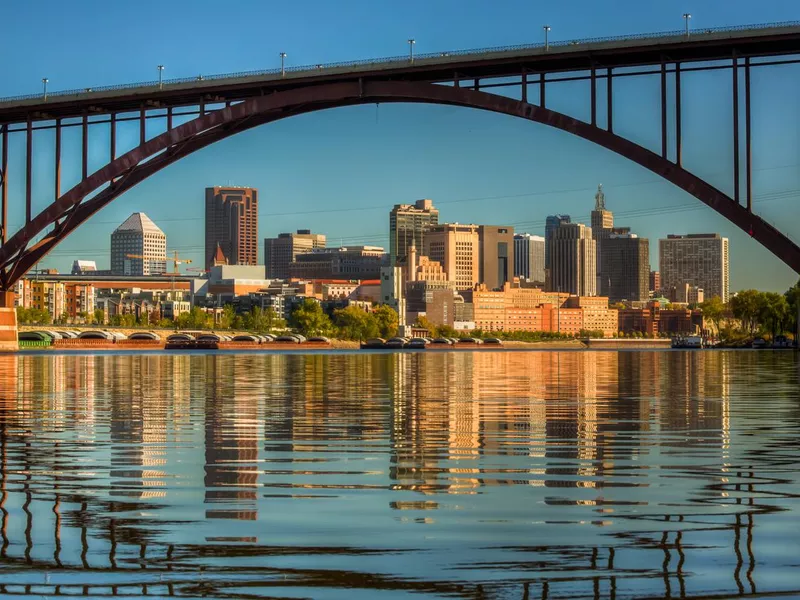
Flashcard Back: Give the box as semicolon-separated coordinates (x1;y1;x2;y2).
0;292;17;352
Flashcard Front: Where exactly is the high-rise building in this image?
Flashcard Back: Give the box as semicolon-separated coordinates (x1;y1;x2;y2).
425;223;480;291
549;223;597;296
659;233;730;302
205;186;258;270
264;229;326;279
110;212;167;276
600;233;650;302
514;234;546;284
478;225;515;290
591;184;615;292
649;271;661;295
389;199;439;266
545;214;571;270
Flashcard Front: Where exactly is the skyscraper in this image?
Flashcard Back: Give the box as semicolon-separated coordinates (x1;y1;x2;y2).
205;187;258;270
545;214;571;270
478;225;515;290
514;234;546;283
549;223;597;296
389;199;439;266
425;223;480;291
110;212;167;276
600;233;650;302
591;184;615;292
264;230;327;279
659;233;730;302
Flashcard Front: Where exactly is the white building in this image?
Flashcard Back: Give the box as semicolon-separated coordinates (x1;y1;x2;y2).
513;233;546;284
110;213;167;276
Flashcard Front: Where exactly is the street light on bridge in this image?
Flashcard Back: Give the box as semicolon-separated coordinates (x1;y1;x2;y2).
543;25;551;51
408;39;416;63
280;52;287;76
157;65;165;89
683;13;692;37
42;78;49;101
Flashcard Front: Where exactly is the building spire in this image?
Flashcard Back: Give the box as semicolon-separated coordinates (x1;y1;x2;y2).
594;184;605;210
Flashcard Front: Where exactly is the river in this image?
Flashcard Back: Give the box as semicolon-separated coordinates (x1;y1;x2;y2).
0;350;798;598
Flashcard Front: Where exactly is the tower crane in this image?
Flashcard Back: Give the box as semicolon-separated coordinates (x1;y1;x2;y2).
126;250;193;297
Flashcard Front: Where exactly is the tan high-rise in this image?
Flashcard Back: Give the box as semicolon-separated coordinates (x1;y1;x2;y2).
659;233;729;302
549;223;597;296
425;224;480;290
205;187;258;270
389;199;439;266
264;230;326;279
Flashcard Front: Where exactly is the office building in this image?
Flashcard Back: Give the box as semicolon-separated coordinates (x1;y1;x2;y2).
600;233;650;302
265;230;326;279
289;246;388;280
110;212;167;276
514;234;546;284
205;186;258;270
649;271;661;295
659;233;730;302
549;223;597;296
478;225;514;290
389;199;439;266
591;184;614;292
545;214;571;269
71;260;97;275
425;223;480;290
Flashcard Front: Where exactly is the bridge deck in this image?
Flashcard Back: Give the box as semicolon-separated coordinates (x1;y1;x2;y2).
1;22;799;122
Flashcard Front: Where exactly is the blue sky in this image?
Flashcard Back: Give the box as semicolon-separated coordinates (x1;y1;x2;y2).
1;0;799;291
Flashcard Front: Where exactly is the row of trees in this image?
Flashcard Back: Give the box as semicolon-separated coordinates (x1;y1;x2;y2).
701;281;800;341
290;300;399;340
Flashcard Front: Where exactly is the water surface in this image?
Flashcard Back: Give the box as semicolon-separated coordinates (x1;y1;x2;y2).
0;350;798;598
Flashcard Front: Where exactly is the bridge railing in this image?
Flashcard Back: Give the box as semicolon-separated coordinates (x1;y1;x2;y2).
1;20;798;104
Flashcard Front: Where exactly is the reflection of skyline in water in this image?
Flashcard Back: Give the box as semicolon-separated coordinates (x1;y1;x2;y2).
0;351;798;598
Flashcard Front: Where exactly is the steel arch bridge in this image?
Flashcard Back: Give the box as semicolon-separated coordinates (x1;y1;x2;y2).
1;22;800;292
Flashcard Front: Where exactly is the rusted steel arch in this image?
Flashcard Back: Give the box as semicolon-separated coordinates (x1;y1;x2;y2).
1;80;798;288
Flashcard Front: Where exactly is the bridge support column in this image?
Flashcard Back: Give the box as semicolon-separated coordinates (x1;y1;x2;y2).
0;292;17;352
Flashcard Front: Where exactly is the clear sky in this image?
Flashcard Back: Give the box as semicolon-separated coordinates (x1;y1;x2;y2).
1;0;799;291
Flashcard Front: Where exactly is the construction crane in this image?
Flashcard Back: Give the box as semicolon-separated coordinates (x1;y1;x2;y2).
126;250;193;297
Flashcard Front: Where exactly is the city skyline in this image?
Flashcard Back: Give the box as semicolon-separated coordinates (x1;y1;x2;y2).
2;0;799;291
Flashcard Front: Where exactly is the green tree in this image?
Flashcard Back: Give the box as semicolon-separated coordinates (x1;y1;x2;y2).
137;311;150;327
176;307;213;330
759;292;789;339
786;279;800;338
291;299;332;336
334;305;379;340
700;295;727;339
730;289;762;335
219;304;236;329
414;315;436;337
373;304;399;339
157;318;174;329
93;308;105;325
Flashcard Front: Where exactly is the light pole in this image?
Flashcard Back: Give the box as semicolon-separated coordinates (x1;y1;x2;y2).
42;78;49;101
683;13;692;37
279;52;287;76
157;65;165;88
543;25;551;51
407;39;416;63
